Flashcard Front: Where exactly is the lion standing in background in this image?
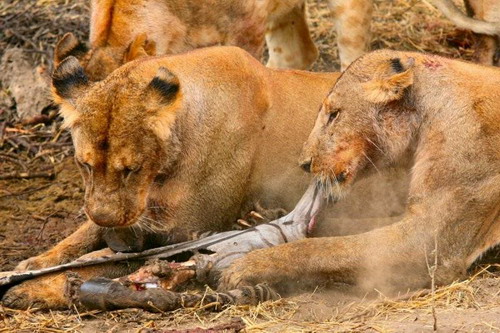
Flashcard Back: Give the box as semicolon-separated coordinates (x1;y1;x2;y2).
55;0;323;80
54;0;500;82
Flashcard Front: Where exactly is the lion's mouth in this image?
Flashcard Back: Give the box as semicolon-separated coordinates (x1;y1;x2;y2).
332;158;362;186
85;207;143;229
323;168;352;188
335;170;348;183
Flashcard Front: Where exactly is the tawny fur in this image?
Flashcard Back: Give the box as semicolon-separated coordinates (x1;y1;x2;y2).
55;0;321;80
464;0;500;65
219;50;500;294
3;46;414;309
54;0;500;83
2;47;340;309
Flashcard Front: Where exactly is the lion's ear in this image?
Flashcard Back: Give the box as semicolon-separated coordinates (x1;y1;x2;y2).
146;67;181;140
363;57;415;104
143;39;157;56
54;33;88;67
124;33;157;63
52;56;90;127
52;56;89;101
147;67;180;104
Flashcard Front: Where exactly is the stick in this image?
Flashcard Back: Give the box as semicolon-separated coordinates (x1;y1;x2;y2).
0;170;55;180
425;232;439;332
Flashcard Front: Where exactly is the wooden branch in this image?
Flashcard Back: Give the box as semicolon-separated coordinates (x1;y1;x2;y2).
0;170;55;180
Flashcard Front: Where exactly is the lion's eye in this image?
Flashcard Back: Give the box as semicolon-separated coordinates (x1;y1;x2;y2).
327;110;340;125
123;165;141;180
123;168;133;179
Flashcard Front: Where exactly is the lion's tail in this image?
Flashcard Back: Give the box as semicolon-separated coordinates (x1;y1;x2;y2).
429;0;500;35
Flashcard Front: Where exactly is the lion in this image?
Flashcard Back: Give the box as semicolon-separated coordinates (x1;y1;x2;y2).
219;49;500;294
1;46;342;309
463;0;500;65
56;0;500;84
54;0;322;80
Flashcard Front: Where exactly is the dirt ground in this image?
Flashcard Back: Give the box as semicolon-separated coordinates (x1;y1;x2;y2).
0;0;499;332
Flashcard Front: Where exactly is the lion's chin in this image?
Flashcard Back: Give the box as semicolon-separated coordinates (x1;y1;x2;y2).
314;165;359;202
117;211;146;228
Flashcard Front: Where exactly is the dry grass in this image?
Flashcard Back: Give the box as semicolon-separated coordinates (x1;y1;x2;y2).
0;0;89;69
309;0;475;71
1;266;498;332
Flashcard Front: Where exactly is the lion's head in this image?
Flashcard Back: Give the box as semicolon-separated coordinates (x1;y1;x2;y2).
300;50;421;198
52;56;180;227
54;32;156;81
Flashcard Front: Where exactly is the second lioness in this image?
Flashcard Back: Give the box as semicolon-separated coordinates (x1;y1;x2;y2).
220;50;500;294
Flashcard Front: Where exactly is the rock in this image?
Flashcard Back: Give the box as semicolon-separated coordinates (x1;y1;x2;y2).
0;48;52;120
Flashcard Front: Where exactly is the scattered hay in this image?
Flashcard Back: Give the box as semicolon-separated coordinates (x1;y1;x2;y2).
0;106;73;186
309;0;475;72
0;0;85;180
1;266;498;332
0;0;89;69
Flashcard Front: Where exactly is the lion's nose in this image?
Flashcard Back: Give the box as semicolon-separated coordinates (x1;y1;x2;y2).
299;159;312;173
89;207;117;227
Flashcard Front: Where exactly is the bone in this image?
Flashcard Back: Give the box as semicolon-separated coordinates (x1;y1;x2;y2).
196;182;325;273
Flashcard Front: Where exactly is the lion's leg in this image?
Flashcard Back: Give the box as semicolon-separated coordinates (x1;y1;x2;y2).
328;0;373;70
3;249;143;310
465;0;500;65
317;215;402;237
265;3;318;69
219;217;467;293
15;220;105;271
472;35;498;65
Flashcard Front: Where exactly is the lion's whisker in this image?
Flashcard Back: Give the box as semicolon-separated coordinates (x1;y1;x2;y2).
362;151;381;176
365;136;387;157
138;215;170;233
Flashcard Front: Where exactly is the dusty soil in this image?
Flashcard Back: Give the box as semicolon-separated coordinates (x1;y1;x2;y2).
0;159;84;271
0;0;499;332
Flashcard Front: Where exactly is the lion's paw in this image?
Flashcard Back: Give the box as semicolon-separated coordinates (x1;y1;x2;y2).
2;285;29;309
3;283;53;310
2;274;72;310
15;253;62;271
218;254;269;291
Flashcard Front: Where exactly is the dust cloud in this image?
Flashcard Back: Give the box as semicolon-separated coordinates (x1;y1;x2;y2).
314;166;410;238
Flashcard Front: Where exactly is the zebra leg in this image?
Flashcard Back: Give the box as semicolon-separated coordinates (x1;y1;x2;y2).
79;278;279;311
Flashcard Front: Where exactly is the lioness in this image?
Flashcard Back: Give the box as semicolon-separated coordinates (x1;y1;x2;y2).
2;46;343;309
55;0;322;80
220;50;500;293
55;0;500;82
464;0;500;65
